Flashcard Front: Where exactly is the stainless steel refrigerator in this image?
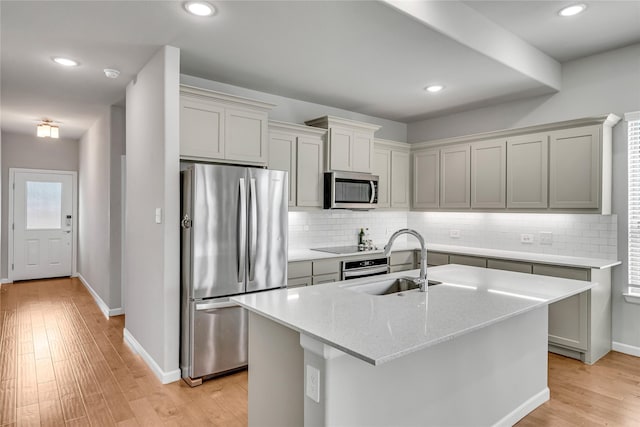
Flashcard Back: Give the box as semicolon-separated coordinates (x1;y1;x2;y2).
180;163;287;384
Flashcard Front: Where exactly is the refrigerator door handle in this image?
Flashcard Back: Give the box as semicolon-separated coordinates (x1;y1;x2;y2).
195;301;239;311
238;178;247;284
248;178;258;282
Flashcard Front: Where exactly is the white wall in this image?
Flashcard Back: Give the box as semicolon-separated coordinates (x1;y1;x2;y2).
407;43;640;349
181;74;408;142
77;105;125;310
125;45;181;383
0;131;79;279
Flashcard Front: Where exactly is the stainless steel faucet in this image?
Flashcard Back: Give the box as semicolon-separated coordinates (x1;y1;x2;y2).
383;229;428;292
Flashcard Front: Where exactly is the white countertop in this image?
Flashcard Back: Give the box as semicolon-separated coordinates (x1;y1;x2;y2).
288;242;620;269
232;264;594;366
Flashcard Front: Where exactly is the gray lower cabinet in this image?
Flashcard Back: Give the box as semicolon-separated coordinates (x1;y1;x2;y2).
426;251;449;267
287;260;312;288
486;258;532;274
312;273;340;285
389;250;415;273
449;254;487;268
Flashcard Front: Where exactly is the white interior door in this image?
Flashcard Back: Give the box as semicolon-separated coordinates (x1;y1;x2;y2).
11;170;75;281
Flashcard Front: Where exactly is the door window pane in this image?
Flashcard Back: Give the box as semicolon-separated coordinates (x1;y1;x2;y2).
26;181;62;230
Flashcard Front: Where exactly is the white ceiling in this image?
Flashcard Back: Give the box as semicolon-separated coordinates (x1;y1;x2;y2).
1;1;639;139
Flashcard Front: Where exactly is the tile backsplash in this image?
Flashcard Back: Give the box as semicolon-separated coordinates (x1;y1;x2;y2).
289;211;618;260
288;211;408;249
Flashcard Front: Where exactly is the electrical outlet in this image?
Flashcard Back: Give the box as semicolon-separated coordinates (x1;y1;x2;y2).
540;232;553;245
449;229;461;239
520;233;534;244
306;365;320;403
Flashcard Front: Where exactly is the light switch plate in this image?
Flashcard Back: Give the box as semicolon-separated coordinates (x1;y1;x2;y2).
306;365;320;403
449;229;461;239
155;208;162;224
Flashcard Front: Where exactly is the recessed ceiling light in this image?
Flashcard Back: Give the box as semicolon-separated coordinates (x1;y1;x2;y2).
425;85;444;93
558;4;587;17
183;1;215;17
52;57;79;67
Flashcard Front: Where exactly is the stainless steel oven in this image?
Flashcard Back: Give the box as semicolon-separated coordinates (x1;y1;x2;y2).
324;171;378;210
342;257;389;280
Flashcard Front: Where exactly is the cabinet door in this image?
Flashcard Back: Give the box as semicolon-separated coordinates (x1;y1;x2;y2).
269;132;296;206
391;151;410;208
533;264;589;351
328;127;353;171
413;149;439;209
507;133;548;208
373;148;391;208
180;96;225;160
297;136;323;207
549;126;599;209
225;108;268;164
440;144;471;208
471;139;506;208
352;132;374;173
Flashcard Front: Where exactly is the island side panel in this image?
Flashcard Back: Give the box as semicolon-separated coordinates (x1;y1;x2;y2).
248;312;304;427
302;306;550;427
586;268;612;364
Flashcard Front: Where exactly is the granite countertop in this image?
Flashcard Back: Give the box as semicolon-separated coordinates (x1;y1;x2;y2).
288;242;620;269
232;264;594;366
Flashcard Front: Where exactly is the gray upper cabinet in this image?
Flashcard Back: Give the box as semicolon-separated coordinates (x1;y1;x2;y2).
440;144;471;208
549;125;599;209
471;139;506;208
305;116;380;174
413;149;439;209
179;85;275;166
268;121;326;209
391;150;410;208
373;148;391;208
374;139;410;210
506;133;548;209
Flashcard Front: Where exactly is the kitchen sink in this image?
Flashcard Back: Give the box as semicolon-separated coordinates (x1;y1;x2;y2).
345;277;441;296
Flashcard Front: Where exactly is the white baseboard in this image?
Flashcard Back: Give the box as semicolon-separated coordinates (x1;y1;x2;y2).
1;278;12;284
123;328;181;384
612;341;640;357
76;273;124;319
493;388;550;427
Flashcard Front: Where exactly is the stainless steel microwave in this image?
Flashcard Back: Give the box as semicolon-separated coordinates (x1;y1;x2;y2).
324;171;378;210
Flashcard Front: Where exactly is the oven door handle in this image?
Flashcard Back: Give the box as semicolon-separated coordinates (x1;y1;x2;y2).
343;266;389;280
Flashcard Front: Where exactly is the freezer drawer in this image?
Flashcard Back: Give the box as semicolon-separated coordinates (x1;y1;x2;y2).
191;299;248;378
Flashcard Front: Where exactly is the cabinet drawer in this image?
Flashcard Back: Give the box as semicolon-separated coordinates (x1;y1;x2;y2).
390;264;413;273
427;252;449;266
288;276;311;288
313;259;340;275
390;251;414;266
532;264;590;281
312;273;340;285
487;259;532;274
449;254;487;268
288;261;312;279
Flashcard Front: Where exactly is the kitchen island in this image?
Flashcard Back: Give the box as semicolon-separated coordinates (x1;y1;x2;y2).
232;264;595;426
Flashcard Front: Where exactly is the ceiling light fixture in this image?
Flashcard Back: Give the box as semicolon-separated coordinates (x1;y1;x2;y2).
36;120;60;139
183;1;215;17
558;4;587;17
425;85;445;93
52;57;79;67
104;68;121;79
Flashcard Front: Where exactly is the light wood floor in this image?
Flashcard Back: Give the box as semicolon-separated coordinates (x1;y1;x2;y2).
2;277;640;426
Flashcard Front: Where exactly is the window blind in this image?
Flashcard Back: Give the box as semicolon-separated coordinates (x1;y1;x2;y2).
627;112;640;286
